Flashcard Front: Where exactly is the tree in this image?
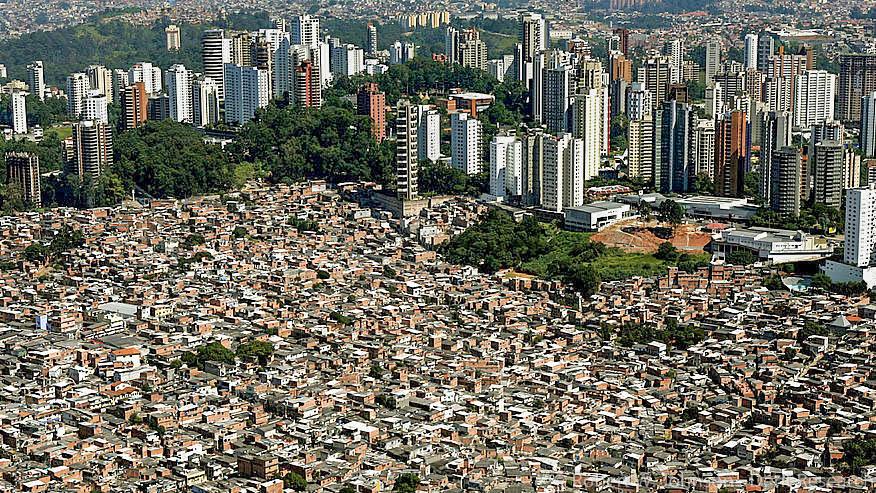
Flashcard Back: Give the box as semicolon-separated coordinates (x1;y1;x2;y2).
289;217;320;232
91;171;127;207
330;58;523;106
24;95;68;126
0;182;27;214
480;98;521;127
677;257;709;273
655;242;679;261
564;264;602;297
763;274;785;291
43;173;85;209
183;234;206;248
615;320;705;349
236;340;274;365
49;226;84;250
657;200;684;231
610;114;629;154
688;79;706;101
810;273;833;291
798;320;828;342
0;14;269;86
330;311;355;326
199;342;236;364
744;171;762;203
726;249;757;266
0;133;65;209
376;393;398;409
830;281;868;296
21;226;84;264
393;473;420;493
183;342;236;367
750;205;843;235
283;472;307;492
692;173;714;194
417;160;483;196
636;201;653;222
23;243;50;264
841;438;876;475
369;363;385;379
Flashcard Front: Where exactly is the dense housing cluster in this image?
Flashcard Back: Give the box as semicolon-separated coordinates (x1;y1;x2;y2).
0;183;867;492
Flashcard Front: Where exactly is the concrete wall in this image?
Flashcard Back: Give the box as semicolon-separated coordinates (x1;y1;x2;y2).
822;260;876;288
370;192;456;218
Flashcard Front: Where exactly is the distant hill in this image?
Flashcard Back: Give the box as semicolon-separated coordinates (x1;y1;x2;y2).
0;11;269;86
587;0;718;13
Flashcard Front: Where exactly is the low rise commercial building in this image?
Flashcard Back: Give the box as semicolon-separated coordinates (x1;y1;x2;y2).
564;201;633;231
711;227;833;264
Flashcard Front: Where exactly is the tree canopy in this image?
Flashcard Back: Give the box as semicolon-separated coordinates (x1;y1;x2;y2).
393;473;420;493
726;249;757;266
842;438;876;475
22;226;84;264
331;58;527;111
180;342;236;367
749;204;843;234
0;132;64;173
283;472;307;492
442;210;550;274
613;320;705;349
231;104;394;186
418;160;485;197
113;119;239;199
657;200;684;229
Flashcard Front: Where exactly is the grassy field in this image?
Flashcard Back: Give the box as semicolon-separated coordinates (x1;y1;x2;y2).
481;31;517;56
444;212;711;286
520;226;711;281
519;229;590;275
46;125;72;140
589;253;675;280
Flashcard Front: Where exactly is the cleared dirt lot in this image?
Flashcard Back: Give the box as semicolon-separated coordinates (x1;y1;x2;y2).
591;219;713;254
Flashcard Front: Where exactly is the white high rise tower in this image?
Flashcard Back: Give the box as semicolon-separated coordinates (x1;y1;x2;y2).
490;134;523;199
291;15;320;47
744;34;759;70
417;105;441;163
451;112;482;175
202;29;232;99
861;92;876;158
844;187;876;267
166;64;194;123
793;69;836;128
66;72;90;119
10;91;26;134
705;39;721;85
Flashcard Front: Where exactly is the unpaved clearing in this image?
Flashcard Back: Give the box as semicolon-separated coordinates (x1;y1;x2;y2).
591;219;712;254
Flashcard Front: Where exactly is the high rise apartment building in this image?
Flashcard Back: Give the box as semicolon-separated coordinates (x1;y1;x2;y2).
357;83;386;142
396;100;419;201
5;152;41;207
